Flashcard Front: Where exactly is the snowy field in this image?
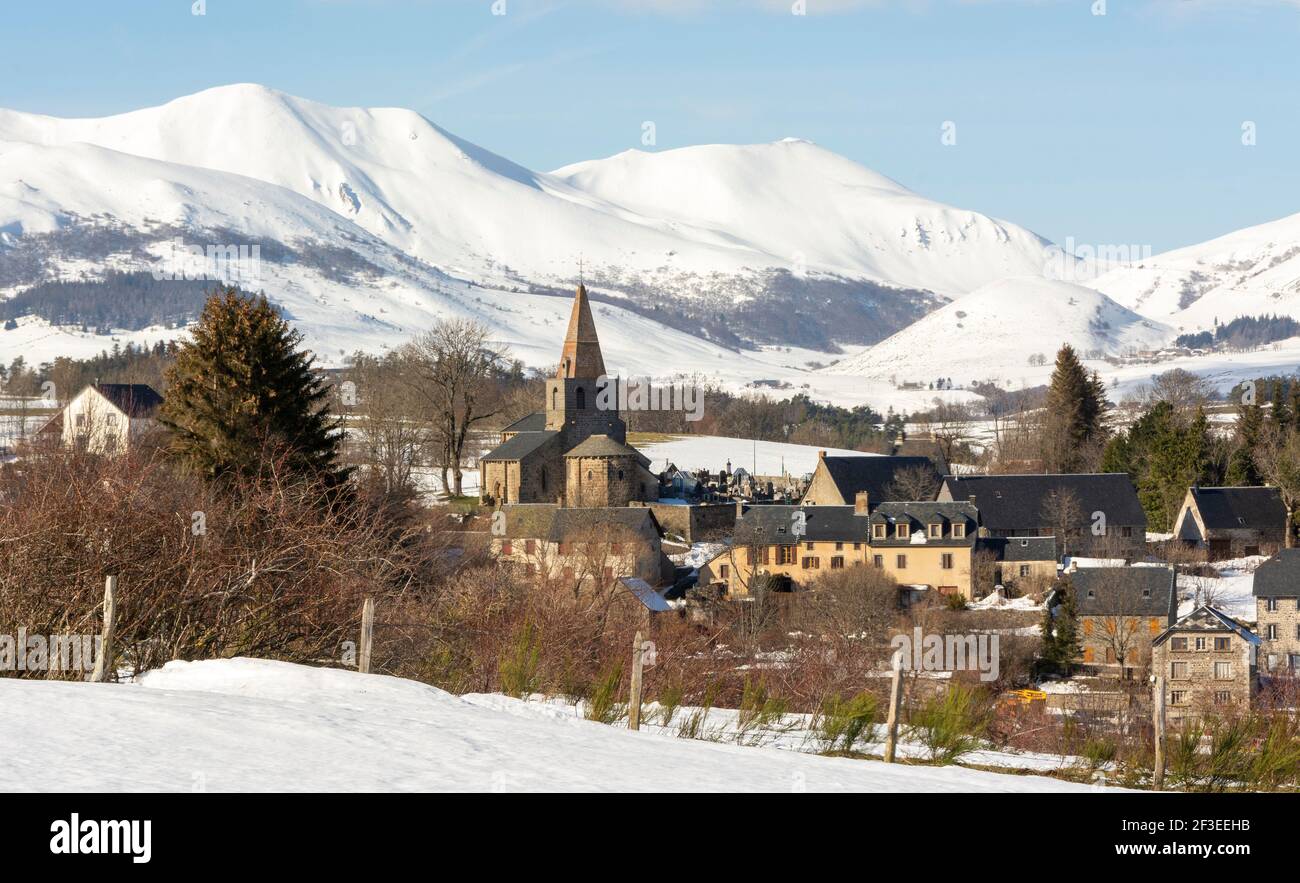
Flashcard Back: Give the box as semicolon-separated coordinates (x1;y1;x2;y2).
0;658;1113;793
632;434;876;477
1176;556;1267;622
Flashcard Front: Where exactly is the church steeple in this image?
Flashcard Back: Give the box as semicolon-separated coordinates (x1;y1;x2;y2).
557;283;606;379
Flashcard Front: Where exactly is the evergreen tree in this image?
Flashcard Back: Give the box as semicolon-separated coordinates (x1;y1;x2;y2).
1271;381;1292;431
1041;345;1108;472
1226;399;1264;485
160;288;345;485
1042;577;1081;673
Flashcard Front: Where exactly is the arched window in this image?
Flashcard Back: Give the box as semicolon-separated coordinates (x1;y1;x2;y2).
587;470;593;481
551;387;558;410
617;469;624;481
575;387;585;410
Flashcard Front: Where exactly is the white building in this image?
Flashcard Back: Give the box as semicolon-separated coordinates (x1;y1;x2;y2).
61;383;164;455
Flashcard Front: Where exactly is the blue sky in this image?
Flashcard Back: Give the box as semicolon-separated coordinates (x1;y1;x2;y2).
2;0;1297;253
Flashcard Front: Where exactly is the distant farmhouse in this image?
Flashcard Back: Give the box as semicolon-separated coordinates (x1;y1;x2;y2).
48;383;164;456
801;452;941;507
1253;549;1300;674
479;284;658;509
939;473;1146;559
1153;605;1260;722
1173;485;1287;559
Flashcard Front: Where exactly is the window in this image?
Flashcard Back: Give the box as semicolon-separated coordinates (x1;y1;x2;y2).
746;547;756;565
1195;637;1207;651
617;469;624;481
575;387;585;409
895;554;907;569
1170;691;1187;706
105;413;117;426
501;541;512;556
1290;654;1300;671
1171;637;1188;651
852;542;861;551
1148;618;1160;635
941;553;953;570
777;546;796;566
75;414;86;428
806;542;815;550
835;542;843;551
525;539;536;555
1083;619;1093;636
895;523;909;539
830;556;844;569
1121;526;1133;538
1267;624;1278;641
1170;662;1188;678
1214;661;1232;680
719;565;730;579
1267;598;1279;612
928;523;942;538
952;523;966;539
1214;691;1232;706
1214;637;1230;651
1018;565;1030;578
872;523;886;540
802;557;820;570
872;555;883;568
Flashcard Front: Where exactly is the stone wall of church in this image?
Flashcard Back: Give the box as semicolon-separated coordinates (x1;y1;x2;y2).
566;455;641;508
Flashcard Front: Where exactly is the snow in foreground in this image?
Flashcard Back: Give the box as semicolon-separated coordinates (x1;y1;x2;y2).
0;658;1108;793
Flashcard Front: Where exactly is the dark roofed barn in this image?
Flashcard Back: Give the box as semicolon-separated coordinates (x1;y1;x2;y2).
1174;485;1287;559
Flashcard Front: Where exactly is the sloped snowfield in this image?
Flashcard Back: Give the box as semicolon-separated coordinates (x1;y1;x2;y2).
0;658;1111;793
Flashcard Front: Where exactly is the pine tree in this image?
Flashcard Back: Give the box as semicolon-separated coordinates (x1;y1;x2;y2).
1041;345;1108;472
1226;399;1263;485
160;288;345;485
1042;577;1080;673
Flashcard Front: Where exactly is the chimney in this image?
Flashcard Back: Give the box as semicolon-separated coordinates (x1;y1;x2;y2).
818;450;826;461
855;491;869;515
735;498;744;519
968;495;977;506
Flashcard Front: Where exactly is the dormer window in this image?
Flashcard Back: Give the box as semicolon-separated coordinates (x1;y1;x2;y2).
872;523;886;540
953;523;966;539
895;523;908;540
928;523;943;539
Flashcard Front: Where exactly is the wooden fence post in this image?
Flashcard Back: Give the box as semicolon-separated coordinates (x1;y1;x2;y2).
90;576;116;684
628;630;645;732
358;597;375;675
883;649;905;763
1152;674;1167;791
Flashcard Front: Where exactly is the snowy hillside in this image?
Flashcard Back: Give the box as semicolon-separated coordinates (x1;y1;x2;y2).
1089;211;1300;333
553;139;1053;297
0;84;1064;363
0;658;1108;792
634;434;876;477
822;277;1173;390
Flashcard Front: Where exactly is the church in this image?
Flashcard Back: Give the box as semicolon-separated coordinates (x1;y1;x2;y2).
479;284;660;509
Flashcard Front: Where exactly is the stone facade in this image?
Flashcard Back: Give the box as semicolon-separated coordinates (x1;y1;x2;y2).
1256;595;1300;673
1153;606;1259;722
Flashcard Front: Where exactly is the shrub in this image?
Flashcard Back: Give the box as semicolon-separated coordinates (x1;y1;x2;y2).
814;690;878;754
911;683;992;764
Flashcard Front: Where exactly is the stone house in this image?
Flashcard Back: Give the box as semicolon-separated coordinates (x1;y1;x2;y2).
979;536;1058;594
1069;565;1178;677
1153;605;1260;722
698;494;980;600
1173;485;1287;560
939;473;1146;559
60;383;164;456
491;504;675;590
1253;549;1300;674
800;452;941;507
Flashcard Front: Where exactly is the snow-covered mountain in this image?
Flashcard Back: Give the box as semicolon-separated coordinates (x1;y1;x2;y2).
822;277;1173;390
1087;211;1300;334
0;83;1060;362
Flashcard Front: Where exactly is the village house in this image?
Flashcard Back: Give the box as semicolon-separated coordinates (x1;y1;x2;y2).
979;536;1058;594
479;283;658;509
1067;565;1178;678
1253;549;1300;674
491;504;675;590
1153;605;1260;722
1173;485;1287;560
939;473;1146;559
57;383;164;456
698;494;980;600
800;452;941;507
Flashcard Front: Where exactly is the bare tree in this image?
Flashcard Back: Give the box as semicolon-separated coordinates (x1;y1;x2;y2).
1040;487;1084;558
343;352;430;499
1255;423;1300;549
398;319;508;497
883;463;942;502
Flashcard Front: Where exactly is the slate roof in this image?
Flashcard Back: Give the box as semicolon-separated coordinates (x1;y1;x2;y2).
734;504;871;544
813;455;941;505
1152;605;1260;647
1188;485;1287;531
1253;549;1300;598
1068;566;1177;618
500;503;661;541
941;473;1146;531
866;501;979;547
93;383;163;417
981;536;1058;562
481;430;558;462
501;412;546;434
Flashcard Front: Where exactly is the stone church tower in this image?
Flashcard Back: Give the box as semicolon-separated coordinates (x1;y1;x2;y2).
479;283;658;508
